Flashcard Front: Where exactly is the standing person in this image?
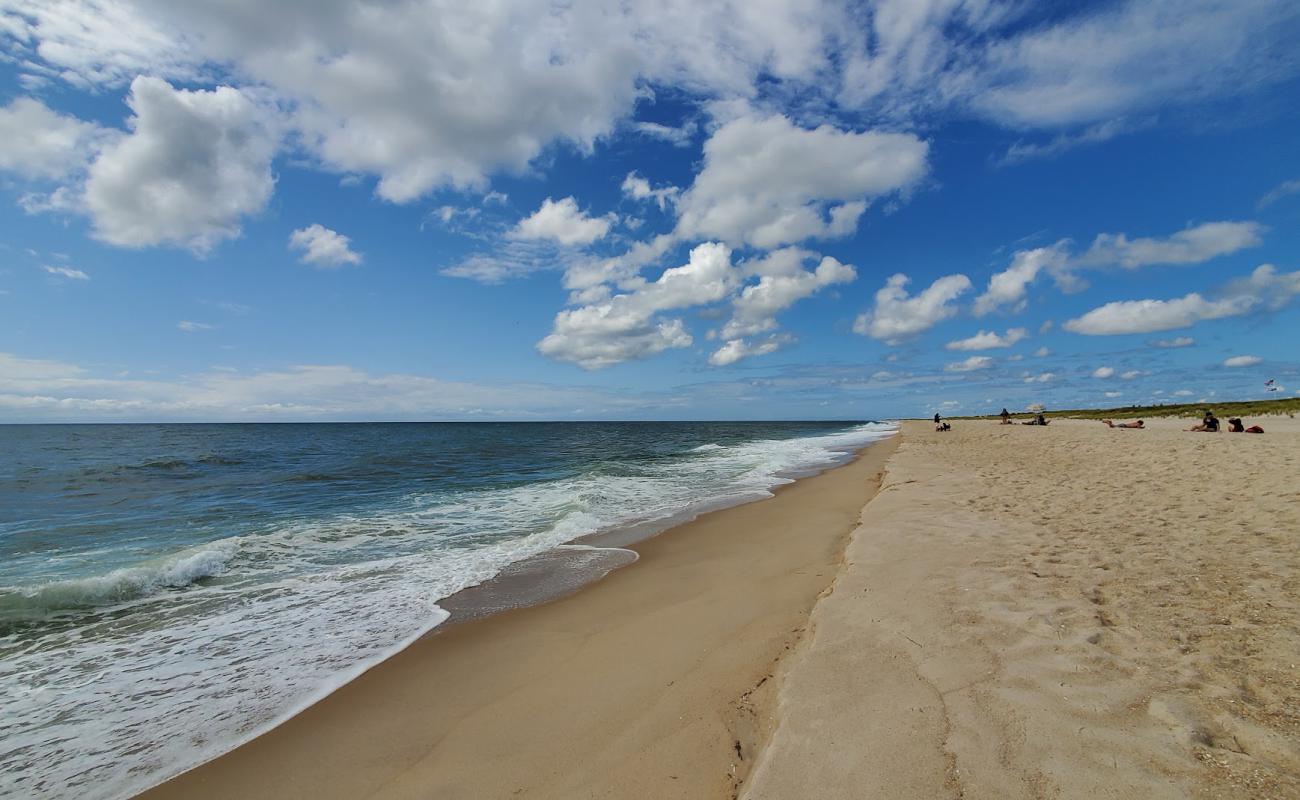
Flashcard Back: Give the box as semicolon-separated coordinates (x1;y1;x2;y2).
1000;408;1011;424
934;412;942;425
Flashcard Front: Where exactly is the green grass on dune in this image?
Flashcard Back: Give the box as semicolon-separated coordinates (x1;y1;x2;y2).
952;396;1300;421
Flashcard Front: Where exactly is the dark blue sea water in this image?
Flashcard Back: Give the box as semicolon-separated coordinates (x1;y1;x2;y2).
0;421;894;799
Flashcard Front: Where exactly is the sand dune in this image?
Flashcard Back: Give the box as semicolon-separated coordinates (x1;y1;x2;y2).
746;418;1300;799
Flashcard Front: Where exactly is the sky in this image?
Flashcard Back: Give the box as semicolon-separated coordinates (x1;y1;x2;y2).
0;0;1298;422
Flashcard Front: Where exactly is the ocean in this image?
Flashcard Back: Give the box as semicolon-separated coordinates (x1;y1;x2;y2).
0;420;895;799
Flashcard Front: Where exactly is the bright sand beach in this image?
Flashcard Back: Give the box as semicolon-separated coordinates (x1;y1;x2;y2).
137;417;1300;799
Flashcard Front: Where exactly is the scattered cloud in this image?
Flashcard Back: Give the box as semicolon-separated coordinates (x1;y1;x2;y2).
1023;372;1055;383
997;118;1135;167
621;172;680;211
538;242;733;369
288;224;363;268
1064;264;1300;335
1223;355;1261;367
946;356;994;372
1120;370;1145;380
1152;336;1195;348
512;197;614;246
945;328;1027;351
1075;221;1264;269
1033;347;1051;357
673;113;928;249
854;273;972;344
0;97;113;179
42;265;90;280
708;334;792;366
1091;367;1115;379
973;242;1073;316
1257;178;1300;209
177;320;213;332
1104;391;1122;398
633;120;696;147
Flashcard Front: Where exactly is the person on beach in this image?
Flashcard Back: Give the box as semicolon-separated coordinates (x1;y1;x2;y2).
1102;419;1144;428
1188;410;1220;432
1227;418;1265;433
1023;413;1049;426
1000;408;1012;424
933;412;951;431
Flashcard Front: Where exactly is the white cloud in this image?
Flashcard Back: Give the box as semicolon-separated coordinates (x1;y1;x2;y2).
1152;336;1195;348
1091;367;1115;379
1023;372;1055;383
708;334;792;366
0;97;113;179
1223;355;1261;367
1258;178;1300;209
711;251;855;365
81;77;277;252
1075;221;1264;269
633;120;696;147
854;273;972;344
538;242;734;369
620;172;680;211
1064;264;1300;335
1064;294;1251;335
946;355;993;372
973;242;1071;316
945;328;1027;351
1172;389;1194;396
997;118;1136;166
177;320;213;332
1120;370;1144;380
42;265;90;280
288;224;363;268
1104;391;1122;398
1033;346;1051;357
673;113;928;249
512;197;613;247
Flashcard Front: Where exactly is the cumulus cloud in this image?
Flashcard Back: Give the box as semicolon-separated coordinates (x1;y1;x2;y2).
1152;336;1195;348
946;355;993;372
82;77;277;252
1034;346;1051;357
945;328;1027;351
973;242;1071;316
1091;367;1115;379
1064;264;1300;335
1023;372;1055;383
854;273;972;344
538;242;734;369
1223;355;1261;367
1075;221;1264;269
42;265;90;280
1120;370;1145;380
512;197;613;246
620;172;680;211
673;113;928;249
708;334;792;367
288;224;363;268
0;97;113;179
711;250;855;365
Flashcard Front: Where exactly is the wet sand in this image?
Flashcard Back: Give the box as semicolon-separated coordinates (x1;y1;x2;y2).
137;437;897;800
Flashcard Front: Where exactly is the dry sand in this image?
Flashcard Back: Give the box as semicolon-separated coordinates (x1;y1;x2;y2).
136;438;897;800
747;418;1300;799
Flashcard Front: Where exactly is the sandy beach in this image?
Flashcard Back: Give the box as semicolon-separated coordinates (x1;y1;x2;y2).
137;438;898;800
748;417;1300;799
135;416;1300;800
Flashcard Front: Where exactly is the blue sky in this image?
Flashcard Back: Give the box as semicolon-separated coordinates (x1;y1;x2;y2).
0;0;1298;421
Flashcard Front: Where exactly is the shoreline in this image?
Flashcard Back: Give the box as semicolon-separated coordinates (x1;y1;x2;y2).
136;434;898;799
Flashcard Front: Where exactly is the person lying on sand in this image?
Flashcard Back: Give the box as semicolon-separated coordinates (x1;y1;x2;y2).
1023;414;1049;426
1227;417;1265;433
1102;419;1144;428
1187;410;1220;432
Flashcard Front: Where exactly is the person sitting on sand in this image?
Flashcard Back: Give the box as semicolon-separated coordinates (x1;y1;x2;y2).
1188;410;1220;432
1000;408;1012;424
1228;417;1265;434
1023;413;1049;426
1102;419;1144;429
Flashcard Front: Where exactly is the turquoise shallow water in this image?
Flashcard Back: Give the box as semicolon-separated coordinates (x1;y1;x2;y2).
0;420;894;799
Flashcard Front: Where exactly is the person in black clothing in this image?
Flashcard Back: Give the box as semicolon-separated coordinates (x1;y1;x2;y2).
1188;410;1220;432
1000;408;1011;424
